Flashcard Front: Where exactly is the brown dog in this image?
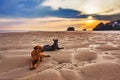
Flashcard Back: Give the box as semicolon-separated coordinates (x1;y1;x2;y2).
30;45;50;70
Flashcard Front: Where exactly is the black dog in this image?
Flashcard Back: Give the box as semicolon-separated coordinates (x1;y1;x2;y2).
42;39;64;51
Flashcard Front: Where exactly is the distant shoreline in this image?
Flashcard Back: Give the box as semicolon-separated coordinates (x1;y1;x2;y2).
0;30;120;34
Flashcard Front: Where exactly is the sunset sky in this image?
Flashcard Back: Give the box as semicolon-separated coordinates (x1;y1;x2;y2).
0;0;120;31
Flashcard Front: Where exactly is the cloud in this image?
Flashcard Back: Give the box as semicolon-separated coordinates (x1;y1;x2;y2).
0;0;45;17
42;8;89;18
0;0;119;20
0;18;26;28
95;14;120;20
0;21;24;27
0;0;88;18
42;0;120;15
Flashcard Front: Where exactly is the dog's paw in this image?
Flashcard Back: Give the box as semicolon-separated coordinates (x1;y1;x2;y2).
40;59;43;62
29;67;36;70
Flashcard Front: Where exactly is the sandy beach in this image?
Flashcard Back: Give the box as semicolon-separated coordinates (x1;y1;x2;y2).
0;31;120;80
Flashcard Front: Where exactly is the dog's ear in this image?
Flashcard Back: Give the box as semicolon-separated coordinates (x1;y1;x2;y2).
34;46;37;50
34;46;42;50
39;46;42;50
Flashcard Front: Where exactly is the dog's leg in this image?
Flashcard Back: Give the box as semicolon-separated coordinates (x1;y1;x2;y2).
29;59;35;70
57;47;64;50
34;60;40;69
39;55;51;62
29;63;33;70
44;55;51;57
40;56;43;62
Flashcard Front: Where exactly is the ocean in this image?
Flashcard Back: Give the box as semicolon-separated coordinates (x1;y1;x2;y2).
0;30;31;33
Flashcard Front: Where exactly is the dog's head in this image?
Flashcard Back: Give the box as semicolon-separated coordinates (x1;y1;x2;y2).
34;45;43;52
53;38;58;42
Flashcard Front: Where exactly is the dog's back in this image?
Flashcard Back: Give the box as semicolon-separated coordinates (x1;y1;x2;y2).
42;39;64;51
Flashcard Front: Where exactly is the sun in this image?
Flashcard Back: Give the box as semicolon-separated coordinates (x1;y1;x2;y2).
87;16;94;23
88;16;93;19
